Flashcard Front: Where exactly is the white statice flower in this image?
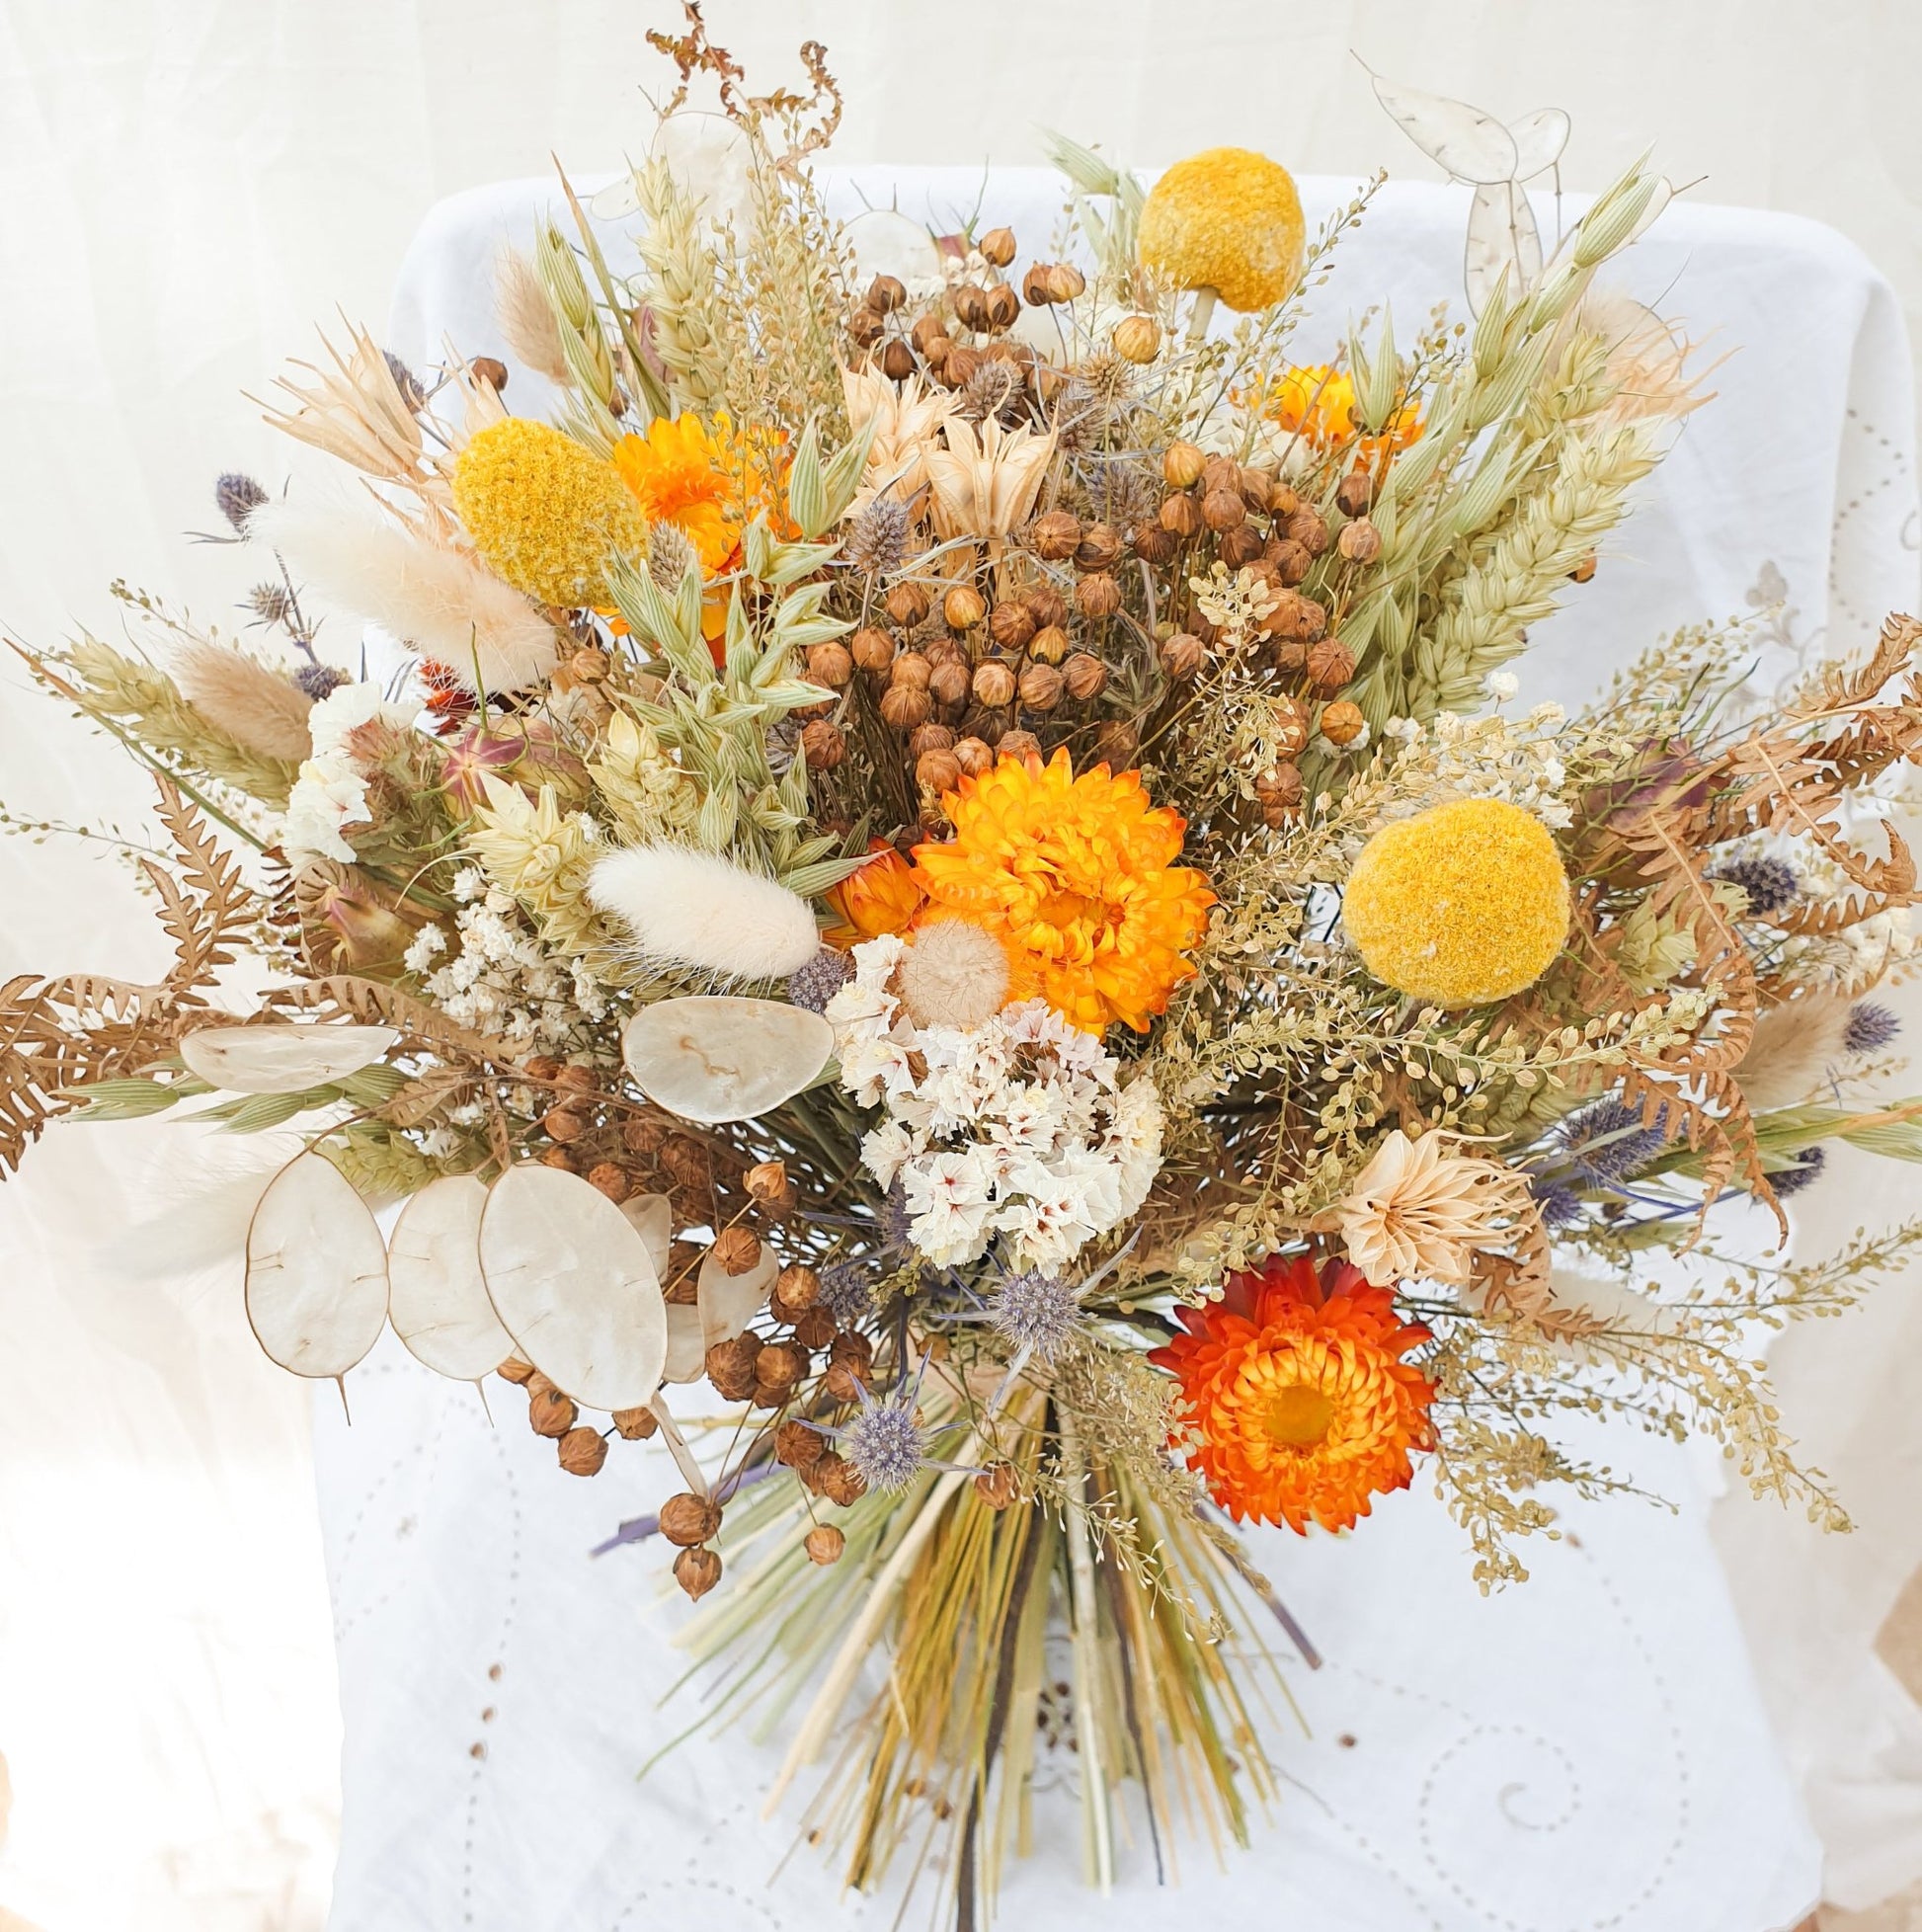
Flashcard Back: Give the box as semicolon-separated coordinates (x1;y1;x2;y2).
1483;671;1521;701
280;680;418;863
828;936;1165;1271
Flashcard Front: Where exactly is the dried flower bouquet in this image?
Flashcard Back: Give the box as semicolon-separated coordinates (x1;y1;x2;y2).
6;14;1922;1923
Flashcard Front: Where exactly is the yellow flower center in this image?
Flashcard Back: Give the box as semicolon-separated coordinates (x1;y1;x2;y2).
1260;1382;1336;1450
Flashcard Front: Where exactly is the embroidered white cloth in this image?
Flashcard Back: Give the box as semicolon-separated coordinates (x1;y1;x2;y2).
310;168;1922;1931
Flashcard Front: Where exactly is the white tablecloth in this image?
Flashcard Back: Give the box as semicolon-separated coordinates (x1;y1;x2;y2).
314;168;1922;1931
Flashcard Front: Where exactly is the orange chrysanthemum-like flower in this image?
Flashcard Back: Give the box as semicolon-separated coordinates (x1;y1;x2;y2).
1267;363;1422;455
825;841;926;950
1151;1252;1437;1534
911;751;1213;1034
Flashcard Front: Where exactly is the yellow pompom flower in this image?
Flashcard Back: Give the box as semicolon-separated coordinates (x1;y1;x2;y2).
1343;797;1569;1008
1138;147;1305;314
451;418;648;609
911;750;1214;1034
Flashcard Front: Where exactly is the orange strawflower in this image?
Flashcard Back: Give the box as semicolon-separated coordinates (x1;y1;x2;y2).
825;842;926;950
911;751;1213;1034
1267;363;1421;456
1151;1252;1437;1534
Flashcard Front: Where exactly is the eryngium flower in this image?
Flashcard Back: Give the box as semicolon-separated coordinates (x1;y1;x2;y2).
841;494;909;578
990;1270;1081;1362
1845;1002;1901;1056
1556;1096;1668;1186
1770;1146;1826;1197
295;662;348;701
819;1260;875;1326
788;946;856;1013
247;581;294;627
215;472;269;533
841;1393;927;1492
1531;1175;1583;1229
1710;852;1800;918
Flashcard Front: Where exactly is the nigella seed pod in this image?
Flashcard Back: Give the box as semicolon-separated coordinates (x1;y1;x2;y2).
674;1546;722;1599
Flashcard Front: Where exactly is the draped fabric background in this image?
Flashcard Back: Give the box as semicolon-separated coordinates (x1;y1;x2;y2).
0;5;1918;1929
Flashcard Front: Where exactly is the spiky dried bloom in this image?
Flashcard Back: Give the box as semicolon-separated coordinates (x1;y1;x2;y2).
956;359;1024;427
840;1392;926;1492
1711;851;1801;918
819;1259;875;1326
493;244;573;384
261;322;427;486
1844;1002;1901;1057
1336;1130;1532;1288
990;1269;1081;1362
840;495;908;578
295;662;348;701
1553;1096;1668;1186
170;639;315;765
788;946;855;1013
215;472;269;532
1770;1145;1826;1197
245;582;293;628
645;519;699;597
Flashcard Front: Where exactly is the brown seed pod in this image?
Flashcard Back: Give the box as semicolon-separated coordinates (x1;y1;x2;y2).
1335;467;1374;518
1202;487;1246;533
1159;492;1202;539
884;580;929;627
1163;441;1207;489
867;272;907;314
706;1334;762;1402
921;333;951;371
1218;524;1265;569
1046;263;1086;302
1112;314;1161;362
498;1356;537;1385
988;601;1036;650
1160;632;1205;680
952;282;991;332
799;718;845;770
1271;696;1313;758
1320;699;1367;746
541;1104;588;1143
553;1064;599;1095
711;1226;761;1276
1092;719;1139;768
977;225;1016;268
952;734;995;776
566;644;610;684
1131;523;1177;566
891;650;933;691
917;748;963;794
923;631;968;667
943;585;986;631
997;727;1042;764
879;684;932;731
974;1462;1020;1509
1337;518;1382;564
815;1453;868;1507
754;1341;807;1393
1263;590;1313;641
1075;573;1122;619
806;641;853;688
851;626;896;677
1017;663;1065;711
823;1358;868;1404
1296;596;1328;642
585;1162;631;1204
538;1146;579;1172
1285;506;1330;555
612;1405;659;1441
775;1417;826;1468
773;1261;820;1313
928;658;972;708
620;1115;668;1158
1199;454;1240;497
829;1330;874;1368
984;282;1020;331
804;1523;846;1565
528;1386;578;1437
522;1055;563;1082
1239;464;1277;511
1028;509;1081;561
1074;523;1123;572
673;1546;722;1599
846;304;885;349
1268;480;1302;519
1569;553;1598;583
557;1425;608;1477
470;355;509;392
1021;584;1068;629
910;313;948;356
941;344;982;388
793;1305;838;1349
1307;637;1357;690
909;723;956;761
878;338;917;382
971;659;1016;708
1063;652;1109;702
1268;537;1312;586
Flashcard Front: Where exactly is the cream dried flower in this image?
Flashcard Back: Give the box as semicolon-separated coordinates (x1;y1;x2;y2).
923;416;1057;542
1337;1129;1531;1288
841;365;956;514
260;321;426;485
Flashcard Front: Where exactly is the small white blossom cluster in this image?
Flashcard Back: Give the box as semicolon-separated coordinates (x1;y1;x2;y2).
1381;702;1574;829
280;681;413;862
405;867;610;1050
826;934;1163;1272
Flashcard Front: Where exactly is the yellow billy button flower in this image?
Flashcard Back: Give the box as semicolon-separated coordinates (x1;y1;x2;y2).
1342;797;1570;1008
911;750;1214;1034
1138;146;1306;314
450;417;647;609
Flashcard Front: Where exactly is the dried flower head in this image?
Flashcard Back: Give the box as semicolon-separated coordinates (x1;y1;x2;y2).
215;472;270;533
841;494;909;578
819;1259;876;1326
840;1390;927;1493
788;946;856;1013
1337;1130;1531;1288
1554;1096;1669;1186
1710;851;1801;919
990;1269;1081;1362
1138;147;1305;312
1844;1002;1901;1057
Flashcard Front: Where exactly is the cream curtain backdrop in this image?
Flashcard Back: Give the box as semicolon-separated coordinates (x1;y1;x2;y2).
0;4;1919;1929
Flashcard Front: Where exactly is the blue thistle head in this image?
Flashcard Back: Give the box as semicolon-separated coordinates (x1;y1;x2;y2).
295;662;348;701
1844;1002;1901;1058
1555;1095;1668;1186
1530;1175;1584;1229
990;1270;1081;1363
214;471;269;533
1769;1145;1826;1198
1709;852;1801;919
819;1260;874;1328
841;1392;926;1493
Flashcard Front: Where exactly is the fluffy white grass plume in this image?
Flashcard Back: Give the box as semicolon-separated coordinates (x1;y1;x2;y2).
494;246;572;385
1737;994;1854;1111
250;496;558;692
897;919;1008;1029
171;638;315;763
589;845;820;980
102;1129;314;1284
